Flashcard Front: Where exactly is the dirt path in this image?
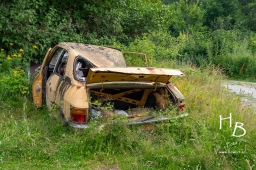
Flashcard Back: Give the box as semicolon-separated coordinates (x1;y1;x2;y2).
222;80;256;111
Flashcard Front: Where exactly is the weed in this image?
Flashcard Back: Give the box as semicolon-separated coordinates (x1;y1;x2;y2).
0;62;255;169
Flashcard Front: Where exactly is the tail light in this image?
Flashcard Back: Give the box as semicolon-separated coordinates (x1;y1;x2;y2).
178;100;185;111
71;109;87;123
179;104;185;111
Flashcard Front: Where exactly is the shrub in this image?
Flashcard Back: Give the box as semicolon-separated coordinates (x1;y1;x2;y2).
0;46;29;101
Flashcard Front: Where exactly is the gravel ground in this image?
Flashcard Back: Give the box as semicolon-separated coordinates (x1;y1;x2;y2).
222;80;256;111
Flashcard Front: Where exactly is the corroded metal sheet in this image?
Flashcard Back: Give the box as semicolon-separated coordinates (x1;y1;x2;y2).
86;67;184;84
59;43;126;67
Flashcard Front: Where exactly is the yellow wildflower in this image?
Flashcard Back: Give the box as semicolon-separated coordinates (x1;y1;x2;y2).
12;54;17;57
1;49;4;51
10;43;14;46
7;55;12;60
18;54;22;57
13;70;18;77
33;45;38;49
19;48;24;52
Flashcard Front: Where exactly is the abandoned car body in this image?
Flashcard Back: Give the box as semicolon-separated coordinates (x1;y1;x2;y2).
32;42;185;128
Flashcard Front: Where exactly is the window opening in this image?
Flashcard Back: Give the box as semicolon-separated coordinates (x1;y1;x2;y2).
74;57;93;82
48;48;63;75
57;51;68;76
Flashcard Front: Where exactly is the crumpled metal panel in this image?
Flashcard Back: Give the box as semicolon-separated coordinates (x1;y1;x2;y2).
59;42;126;67
86;67;184;84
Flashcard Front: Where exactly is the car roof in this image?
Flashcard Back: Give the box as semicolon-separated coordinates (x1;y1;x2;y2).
58;42;127;67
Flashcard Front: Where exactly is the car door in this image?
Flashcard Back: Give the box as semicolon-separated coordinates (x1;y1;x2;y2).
32;48;52;107
45;49;66;108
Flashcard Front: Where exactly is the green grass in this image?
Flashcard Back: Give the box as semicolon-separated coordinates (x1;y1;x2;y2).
0;63;255;169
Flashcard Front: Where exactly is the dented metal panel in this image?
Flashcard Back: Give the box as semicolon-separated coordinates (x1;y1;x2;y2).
32;73;43;107
86;67;184;84
32;48;52;107
90;67;184;75
167;83;184;100
58;43;126;67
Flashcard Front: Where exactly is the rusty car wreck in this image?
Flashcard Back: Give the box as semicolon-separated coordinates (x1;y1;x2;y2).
32;42;186;128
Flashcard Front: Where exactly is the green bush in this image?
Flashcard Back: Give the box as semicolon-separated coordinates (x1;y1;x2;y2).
0;47;29;101
0;71;29;101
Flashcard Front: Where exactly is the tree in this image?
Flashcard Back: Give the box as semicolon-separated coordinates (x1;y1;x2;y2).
168;0;205;37
238;0;256;31
202;0;240;30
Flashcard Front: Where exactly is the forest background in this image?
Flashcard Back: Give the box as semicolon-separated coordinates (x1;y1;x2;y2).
1;0;256;79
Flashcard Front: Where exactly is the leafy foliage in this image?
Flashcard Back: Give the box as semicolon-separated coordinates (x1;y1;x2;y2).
0;47;29;101
202;0;240;29
168;0;205;37
0;0;256;79
0;0;171;62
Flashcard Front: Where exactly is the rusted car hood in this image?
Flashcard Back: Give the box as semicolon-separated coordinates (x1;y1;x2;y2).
86;67;184;84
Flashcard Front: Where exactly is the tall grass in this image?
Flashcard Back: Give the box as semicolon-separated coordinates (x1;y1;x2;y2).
0;62;255;169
